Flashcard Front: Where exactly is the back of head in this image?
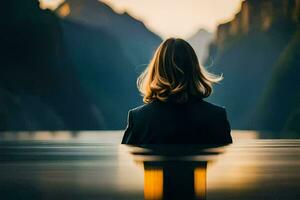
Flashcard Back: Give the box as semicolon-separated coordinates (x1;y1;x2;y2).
138;38;222;104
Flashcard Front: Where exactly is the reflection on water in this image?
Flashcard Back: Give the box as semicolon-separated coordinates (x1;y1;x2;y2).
0;130;247;140
0;131;300;200
144;167;163;200
143;161;207;200
194;164;206;199
128;145;225;200
1;130;298;142
0;131;123;143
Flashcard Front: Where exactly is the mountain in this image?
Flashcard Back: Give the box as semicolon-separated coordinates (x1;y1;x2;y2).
187;29;214;64
205;0;300;132
56;0;162;129
0;0;103;130
254;29;300;133
57;0;161;68
0;0;161;130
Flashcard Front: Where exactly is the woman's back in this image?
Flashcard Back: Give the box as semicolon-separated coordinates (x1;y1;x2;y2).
122;38;232;145
122;97;232;144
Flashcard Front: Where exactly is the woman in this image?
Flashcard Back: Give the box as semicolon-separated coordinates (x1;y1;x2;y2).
122;38;232;144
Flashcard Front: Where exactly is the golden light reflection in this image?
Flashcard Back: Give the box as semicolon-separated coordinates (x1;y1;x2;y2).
57;3;71;17
232;130;259;140
194;166;207;200
0;131;74;141
207;144;259;189
117;145;144;192
144;168;163;200
119;132;262;198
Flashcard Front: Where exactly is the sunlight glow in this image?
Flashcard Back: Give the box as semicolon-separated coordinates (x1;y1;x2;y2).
57;3;71;17
39;0;243;38
100;0;243;38
39;0;65;10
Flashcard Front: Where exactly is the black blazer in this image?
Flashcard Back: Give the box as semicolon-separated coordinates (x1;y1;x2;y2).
121;97;232;144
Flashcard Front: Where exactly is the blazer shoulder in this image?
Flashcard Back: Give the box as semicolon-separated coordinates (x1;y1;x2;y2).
130;101;159;114
129;105;145;116
201;100;227;118
201;100;226;111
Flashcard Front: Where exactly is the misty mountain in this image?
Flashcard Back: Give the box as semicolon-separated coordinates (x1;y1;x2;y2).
254;29;300;133
0;0;103;130
58;0;161;68
205;0;300;132
0;0;161;130
187;29;214;64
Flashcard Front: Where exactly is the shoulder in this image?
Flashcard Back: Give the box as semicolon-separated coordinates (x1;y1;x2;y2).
201;100;225;110
127;101;164;124
200;100;227;116
130;101;160;114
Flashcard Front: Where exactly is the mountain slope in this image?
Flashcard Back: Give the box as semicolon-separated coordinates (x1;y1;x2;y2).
0;0;103;130
60;19;140;128
0;0;161;130
59;0;162;68
187;29;213;64
254;29;300;132
205;0;300;131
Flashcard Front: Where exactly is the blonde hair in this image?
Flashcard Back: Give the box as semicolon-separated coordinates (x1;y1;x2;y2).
137;38;222;104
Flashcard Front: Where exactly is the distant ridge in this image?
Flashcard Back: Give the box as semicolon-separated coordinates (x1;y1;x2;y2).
187;29;213;64
57;0;162;67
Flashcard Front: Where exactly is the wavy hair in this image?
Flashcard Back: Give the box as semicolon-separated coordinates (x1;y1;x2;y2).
137;38;222;104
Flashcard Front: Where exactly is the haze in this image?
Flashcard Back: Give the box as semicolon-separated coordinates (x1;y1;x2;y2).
100;0;243;38
40;0;243;38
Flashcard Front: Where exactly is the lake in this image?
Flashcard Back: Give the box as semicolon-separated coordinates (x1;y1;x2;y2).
0;130;299;200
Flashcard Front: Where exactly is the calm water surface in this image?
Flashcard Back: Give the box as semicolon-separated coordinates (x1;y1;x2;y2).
0;131;299;200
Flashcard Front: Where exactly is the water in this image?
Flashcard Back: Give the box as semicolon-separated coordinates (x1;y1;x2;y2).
0;131;299;200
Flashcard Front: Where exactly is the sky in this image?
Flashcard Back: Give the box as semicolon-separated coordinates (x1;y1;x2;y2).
40;0;243;39
100;0;243;38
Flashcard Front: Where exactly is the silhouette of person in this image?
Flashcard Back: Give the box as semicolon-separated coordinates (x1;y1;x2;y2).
122;38;232;144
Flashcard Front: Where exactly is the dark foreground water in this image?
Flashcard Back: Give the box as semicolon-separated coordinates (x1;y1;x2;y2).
0;131;299;200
